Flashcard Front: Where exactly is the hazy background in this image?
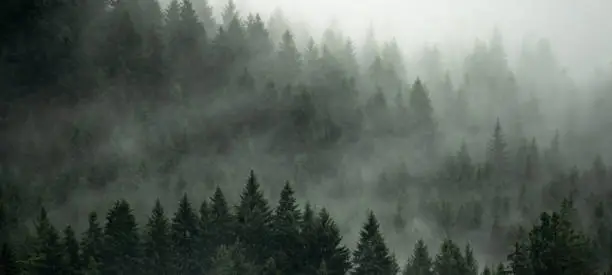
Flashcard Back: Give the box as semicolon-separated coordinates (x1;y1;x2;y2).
204;0;612;83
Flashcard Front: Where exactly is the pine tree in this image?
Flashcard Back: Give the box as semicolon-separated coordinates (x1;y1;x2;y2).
409;78;435;134
101;200;142;275
315;209;351;275
271;182;303;274
210;187;235;250
433;239;467;275
63;225;82;275
276;30;301;87
464;244;478;275
403;239;433;275
221;0;238;29
198;199;213;271
171;194;200;274
301;202;320;273
236;170;273;264
30;207;66;274
81;212;103;270
193;0;217;37
352;211;398;275
487;118;508;177
143;199;172;274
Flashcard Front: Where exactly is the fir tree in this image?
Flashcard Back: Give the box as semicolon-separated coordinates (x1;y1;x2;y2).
143;199;172;274
81;212;103;270
271;182;303;274
403;239;433;275
63;225;82;275
171;194;200;274
101;200;142;275
352;211;398;275
315;209;351;275
433;239;467;275
210;187;235;250
235;170;273;264
30;207;66;274
198;199;213;271
487;118;508;177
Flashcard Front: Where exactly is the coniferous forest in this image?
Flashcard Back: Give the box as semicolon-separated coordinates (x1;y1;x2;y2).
1;0;612;274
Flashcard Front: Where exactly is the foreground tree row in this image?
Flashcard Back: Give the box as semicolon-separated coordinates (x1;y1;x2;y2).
0;171;604;275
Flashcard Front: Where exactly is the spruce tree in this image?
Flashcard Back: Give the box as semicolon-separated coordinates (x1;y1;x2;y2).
276;30;301;87
433;239;467;275
143;199;172;274
271;182;303;274
464;244;478;275
63;225;82;275
486;118;508;177
171;194;200;274
315;209;351;275
210;186;235;250
198;200;213;271
81;212;103;270
301;202;320;273
236;170;273;264
403;239;433;275
30;207;66;274
352;211;398;275
101;200;142;275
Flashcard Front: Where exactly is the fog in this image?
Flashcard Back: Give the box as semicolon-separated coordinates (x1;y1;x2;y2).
2;0;612;271
206;0;612;82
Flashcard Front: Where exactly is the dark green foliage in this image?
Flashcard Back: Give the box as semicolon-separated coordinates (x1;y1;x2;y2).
101;200;141;274
433;239;467;275
81;212;103;270
352;211;399;275
403;240;433;275
171;194;200;274
143;199;172;274
271;182;303;273
209;187;235;250
314;209;351;275
63;225;82;274
236;170;273;264
508;208;596;275
30;207;66;274
209;243;259;275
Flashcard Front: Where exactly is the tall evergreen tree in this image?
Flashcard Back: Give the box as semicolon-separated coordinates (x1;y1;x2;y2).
352;211;399;275
315;209;351;275
30;207;66;274
143;199;172;274
81;212;103;270
101;200;142;275
271;182;303;274
433;239;467;275
171;194;200;274
403;240;433;275
210;187;235;250
236;170;273;264
63;225;82;275
276;30;301;87
487;118;508;177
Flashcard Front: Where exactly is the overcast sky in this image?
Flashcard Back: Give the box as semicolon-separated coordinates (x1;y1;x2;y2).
170;0;612;81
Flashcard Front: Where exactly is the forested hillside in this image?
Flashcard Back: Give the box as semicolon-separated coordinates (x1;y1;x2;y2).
1;0;612;274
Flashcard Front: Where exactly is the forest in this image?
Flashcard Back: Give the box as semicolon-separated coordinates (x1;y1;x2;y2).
1;0;611;274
